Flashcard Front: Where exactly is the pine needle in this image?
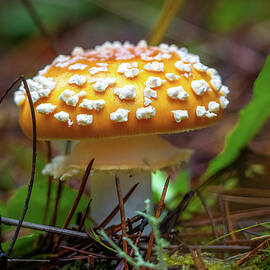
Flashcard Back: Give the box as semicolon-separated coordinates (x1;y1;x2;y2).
148;0;184;45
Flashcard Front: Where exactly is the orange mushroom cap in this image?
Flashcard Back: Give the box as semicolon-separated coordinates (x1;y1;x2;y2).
14;41;229;140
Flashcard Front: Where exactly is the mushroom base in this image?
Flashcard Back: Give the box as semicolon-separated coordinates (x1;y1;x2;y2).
90;170;152;228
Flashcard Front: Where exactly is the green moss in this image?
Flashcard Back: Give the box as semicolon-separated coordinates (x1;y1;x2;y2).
165;253;234;270
242;244;270;270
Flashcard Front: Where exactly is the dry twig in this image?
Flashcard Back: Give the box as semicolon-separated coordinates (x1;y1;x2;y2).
20;0;59;55
237;237;270;266
145;175;170;264
115;176;128;270
95;183;139;230
0;76;37;257
53;159;94;251
197;190;218;239
1;217;89;239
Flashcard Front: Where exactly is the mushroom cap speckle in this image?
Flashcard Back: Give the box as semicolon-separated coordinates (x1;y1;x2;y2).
15;41;229;140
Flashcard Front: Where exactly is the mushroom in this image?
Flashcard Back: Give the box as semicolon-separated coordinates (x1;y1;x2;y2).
42;135;192;225
14;40;229;226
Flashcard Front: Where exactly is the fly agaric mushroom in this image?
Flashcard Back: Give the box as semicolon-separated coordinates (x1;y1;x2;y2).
14;40;229;225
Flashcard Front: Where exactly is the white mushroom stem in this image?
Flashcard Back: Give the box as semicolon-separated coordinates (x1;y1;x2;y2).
90;170;152;226
42;135;192;227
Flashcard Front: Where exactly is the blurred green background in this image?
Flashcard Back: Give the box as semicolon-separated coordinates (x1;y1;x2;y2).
1;0;270;262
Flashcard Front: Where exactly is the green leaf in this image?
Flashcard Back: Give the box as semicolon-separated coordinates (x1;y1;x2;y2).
152;170;190;207
91;228;117;253
0;202;6;216
208;0;270;33
2;232;42;257
7;177;90;227
0;0;97;42
0;160;15;191
203;55;270;179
